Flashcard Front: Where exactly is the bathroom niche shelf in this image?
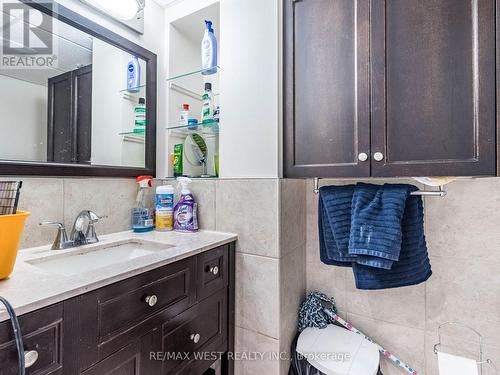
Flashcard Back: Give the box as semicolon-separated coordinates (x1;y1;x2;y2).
166;66;220;82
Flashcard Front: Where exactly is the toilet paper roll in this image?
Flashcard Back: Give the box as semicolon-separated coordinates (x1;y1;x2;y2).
414;177;456;187
438;352;478;375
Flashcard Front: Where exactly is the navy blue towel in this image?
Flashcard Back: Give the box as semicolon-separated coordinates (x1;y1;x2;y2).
318;185;357;266
353;192;432;289
349;183;417;269
318;183;432;290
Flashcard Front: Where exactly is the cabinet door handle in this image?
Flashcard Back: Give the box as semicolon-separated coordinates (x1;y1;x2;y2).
190;333;201;343
358;153;368;162
207;266;219;276
24;350;39;368
144;295;158;307
373;152;384;162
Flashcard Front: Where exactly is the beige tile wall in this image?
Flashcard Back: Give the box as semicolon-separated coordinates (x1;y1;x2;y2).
306;178;500;375
155;178;308;375
7;177;136;249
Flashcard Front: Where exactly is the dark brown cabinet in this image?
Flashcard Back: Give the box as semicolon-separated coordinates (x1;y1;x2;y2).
284;0;497;178
0;244;235;375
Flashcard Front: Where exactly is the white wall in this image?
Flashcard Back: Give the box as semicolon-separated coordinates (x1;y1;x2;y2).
0;75;47;161
219;0;279;178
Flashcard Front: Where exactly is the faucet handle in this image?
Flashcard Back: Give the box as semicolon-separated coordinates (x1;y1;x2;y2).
39;221;70;250
85;212;107;244
87;211;107;224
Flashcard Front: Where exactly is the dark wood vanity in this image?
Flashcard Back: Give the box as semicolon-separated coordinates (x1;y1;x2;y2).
0;243;235;375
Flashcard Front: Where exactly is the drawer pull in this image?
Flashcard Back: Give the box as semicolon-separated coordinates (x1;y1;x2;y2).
208;266;219;276
24;350;39;368
190;333;201;344
144;295;158;307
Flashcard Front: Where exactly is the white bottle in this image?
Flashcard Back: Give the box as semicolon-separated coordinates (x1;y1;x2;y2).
201;20;217;75
178;104;190;126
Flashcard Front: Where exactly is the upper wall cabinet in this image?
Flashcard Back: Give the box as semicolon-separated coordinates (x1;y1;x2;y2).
284;0;371;178
283;0;497;178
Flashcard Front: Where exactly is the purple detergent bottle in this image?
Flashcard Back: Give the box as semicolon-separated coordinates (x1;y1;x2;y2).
173;177;198;232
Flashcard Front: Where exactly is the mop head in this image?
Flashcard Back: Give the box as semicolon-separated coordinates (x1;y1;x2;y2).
297;292;337;332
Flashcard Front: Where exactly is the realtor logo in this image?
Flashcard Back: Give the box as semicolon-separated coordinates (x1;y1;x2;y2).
1;1;58;69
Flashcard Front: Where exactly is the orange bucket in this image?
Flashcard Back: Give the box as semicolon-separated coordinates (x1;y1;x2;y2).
0;210;30;279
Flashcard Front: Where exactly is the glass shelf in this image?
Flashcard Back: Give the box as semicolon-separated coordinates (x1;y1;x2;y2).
119;84;146;93
166;121;219;134
119;129;145;136
167;66;220;82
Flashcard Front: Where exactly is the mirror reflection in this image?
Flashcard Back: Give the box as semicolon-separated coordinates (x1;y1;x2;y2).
0;3;147;168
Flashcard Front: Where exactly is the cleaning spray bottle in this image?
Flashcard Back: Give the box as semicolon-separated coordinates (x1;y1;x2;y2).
173;177;198;232
132;176;154;232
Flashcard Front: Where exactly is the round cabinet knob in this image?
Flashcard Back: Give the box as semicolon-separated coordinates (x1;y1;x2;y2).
145;295;158;307
358;153;368;162
209;266;219;275
373;152;384;162
190;333;201;343
24;350;39;368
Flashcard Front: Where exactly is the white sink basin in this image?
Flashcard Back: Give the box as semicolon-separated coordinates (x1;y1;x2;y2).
26;239;173;276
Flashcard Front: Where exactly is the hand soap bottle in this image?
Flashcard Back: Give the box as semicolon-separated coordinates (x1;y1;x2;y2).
173;177;198;232
201;20;217;75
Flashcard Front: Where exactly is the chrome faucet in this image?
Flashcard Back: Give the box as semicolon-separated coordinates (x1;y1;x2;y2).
40;210;106;250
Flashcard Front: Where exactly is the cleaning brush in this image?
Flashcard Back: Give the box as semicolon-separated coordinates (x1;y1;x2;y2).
0;181;23;215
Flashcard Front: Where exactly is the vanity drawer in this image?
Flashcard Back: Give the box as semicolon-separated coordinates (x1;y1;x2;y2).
0;303;63;375
196;245;229;300
161;289;227;375
97;257;196;343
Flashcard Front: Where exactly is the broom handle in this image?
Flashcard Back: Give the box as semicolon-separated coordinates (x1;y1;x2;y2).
324;310;418;375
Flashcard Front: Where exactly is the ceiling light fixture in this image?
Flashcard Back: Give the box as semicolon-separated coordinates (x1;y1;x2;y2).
81;0;145;21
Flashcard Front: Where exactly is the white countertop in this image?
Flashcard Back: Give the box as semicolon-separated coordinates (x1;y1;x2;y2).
0;230;237;323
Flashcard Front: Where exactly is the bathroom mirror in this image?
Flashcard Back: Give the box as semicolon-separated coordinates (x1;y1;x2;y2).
0;0;156;176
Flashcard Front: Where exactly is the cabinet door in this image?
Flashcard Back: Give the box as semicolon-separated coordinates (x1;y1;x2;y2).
371;0;496;177
80;329;161;375
283;0;371;177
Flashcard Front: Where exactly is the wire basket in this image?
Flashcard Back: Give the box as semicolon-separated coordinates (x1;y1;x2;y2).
0;181;22;216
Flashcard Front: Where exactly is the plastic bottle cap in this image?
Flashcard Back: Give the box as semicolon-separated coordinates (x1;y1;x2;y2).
183;104;189;110
156;184;174;194
205;20;213;32
136;175;153;183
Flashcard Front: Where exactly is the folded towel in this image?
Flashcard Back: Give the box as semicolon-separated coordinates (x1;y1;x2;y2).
353;192;432;289
349;183;417;269
318;183;432;290
318;185;357;266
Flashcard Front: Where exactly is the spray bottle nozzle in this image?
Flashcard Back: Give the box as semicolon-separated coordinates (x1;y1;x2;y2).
177;177;193;195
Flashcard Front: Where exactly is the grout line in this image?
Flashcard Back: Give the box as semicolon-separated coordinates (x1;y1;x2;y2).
235;324;280;342
235;250;280;261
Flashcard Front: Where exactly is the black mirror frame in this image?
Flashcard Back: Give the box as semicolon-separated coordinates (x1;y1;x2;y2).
0;0;157;177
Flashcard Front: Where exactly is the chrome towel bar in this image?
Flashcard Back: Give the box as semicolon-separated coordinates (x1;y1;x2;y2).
312;177;446;197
